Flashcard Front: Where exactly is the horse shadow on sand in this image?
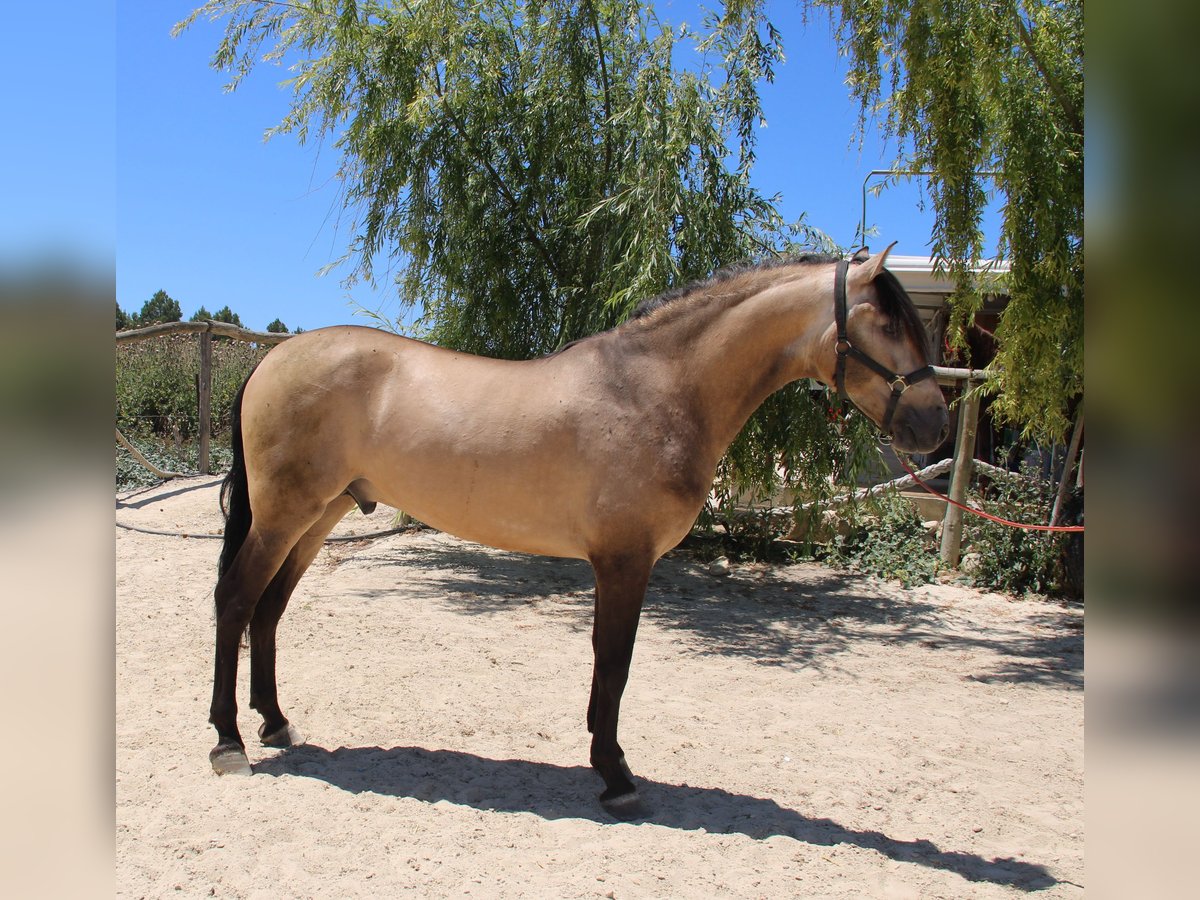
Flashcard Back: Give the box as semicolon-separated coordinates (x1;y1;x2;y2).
253;743;1060;892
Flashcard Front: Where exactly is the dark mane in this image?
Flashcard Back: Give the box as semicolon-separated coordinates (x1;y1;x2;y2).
629;253;929;357
629;254;838;320
872;267;931;357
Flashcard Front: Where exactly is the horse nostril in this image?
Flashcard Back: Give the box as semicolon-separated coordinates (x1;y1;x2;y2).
938;421;950;443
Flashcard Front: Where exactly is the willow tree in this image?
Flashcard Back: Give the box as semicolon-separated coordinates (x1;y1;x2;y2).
810;0;1083;441
177;0;818;355
177;0;866;518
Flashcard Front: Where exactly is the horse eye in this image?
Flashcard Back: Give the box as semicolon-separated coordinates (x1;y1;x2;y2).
882;322;899;338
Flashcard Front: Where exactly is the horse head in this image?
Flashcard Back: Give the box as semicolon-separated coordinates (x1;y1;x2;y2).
825;244;949;453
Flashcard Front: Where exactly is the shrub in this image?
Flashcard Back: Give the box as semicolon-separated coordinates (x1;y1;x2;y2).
825;491;942;587
961;465;1072;596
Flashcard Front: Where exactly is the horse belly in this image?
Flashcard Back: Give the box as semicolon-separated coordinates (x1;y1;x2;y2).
362;452;591;560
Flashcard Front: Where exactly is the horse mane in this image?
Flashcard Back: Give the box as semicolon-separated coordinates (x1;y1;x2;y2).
872;267;932;356
630;254;930;355
540;256;834;358
629;254;838;320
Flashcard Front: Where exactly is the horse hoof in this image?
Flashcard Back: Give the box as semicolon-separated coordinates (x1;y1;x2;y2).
259;722;304;748
210;744;252;776
600;790;647;822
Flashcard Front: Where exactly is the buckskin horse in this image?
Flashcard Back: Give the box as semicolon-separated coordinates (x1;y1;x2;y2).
208;245;949;816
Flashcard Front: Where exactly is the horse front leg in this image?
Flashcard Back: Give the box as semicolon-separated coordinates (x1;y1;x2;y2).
587;553;653;818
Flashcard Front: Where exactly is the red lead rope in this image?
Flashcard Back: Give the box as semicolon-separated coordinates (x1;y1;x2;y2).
895;454;1085;533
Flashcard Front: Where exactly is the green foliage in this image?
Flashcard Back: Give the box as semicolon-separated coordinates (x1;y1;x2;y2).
266;318;289;333
825;490;941;588
961;463;1071;596
116;334;267;440
820;462;1075;596
809;0;1083;442
211;305;243;326
705;387;884;546
116;301;131;331
180;0;815;357
116;432;235;491
190;304;245;326
136;289;183;326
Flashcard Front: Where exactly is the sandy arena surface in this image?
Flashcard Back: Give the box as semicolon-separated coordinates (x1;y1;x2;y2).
116;476;1083;898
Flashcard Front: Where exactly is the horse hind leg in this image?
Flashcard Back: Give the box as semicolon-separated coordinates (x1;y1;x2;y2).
209;491;344;774
209;521;311;775
249;495;357;750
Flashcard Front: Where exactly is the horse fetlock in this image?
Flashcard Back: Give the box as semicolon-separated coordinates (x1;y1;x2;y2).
617;754;634;781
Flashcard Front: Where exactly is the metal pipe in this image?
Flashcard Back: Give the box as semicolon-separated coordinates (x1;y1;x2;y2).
858;169;1001;248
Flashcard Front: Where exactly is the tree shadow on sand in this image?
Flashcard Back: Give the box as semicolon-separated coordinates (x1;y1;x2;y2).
346;540;1082;687
254;743;1060;892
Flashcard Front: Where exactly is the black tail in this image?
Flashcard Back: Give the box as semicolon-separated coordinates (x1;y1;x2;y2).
218;376;253;580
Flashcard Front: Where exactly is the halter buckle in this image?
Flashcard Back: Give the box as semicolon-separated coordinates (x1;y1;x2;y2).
888;375;909;394
835;338;852;355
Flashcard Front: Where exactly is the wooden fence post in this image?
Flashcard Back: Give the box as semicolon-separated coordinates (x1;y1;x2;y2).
939;382;982;567
197;330;213;476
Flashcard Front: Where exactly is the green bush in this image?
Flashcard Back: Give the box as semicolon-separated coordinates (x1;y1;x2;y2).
825;491;942;588
116;334;270;489
815;466;1075;596
961;465;1071;596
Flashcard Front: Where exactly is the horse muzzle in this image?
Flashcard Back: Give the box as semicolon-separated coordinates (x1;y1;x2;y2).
888;402;950;453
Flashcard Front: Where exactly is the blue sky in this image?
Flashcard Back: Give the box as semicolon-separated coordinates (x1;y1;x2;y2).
112;2;1003;333
1;4;115;272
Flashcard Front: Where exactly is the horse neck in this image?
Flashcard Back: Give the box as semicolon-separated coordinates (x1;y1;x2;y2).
635;266;833;452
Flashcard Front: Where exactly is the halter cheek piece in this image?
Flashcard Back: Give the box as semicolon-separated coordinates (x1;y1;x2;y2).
833;259;934;443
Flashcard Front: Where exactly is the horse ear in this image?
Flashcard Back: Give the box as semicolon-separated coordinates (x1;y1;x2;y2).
861;241;899;281
851;246;871;263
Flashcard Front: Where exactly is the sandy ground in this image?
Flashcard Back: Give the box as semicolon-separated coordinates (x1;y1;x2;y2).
116;476;1083;898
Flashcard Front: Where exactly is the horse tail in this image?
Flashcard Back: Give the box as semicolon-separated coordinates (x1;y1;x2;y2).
218;375;253;580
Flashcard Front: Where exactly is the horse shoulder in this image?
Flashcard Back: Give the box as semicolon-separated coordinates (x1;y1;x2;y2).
566;351;716;513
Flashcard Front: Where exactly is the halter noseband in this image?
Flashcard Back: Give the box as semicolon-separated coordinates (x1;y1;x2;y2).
833;259;934;443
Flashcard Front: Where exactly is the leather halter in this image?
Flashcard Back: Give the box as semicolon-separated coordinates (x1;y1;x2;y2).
833;259;934;443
